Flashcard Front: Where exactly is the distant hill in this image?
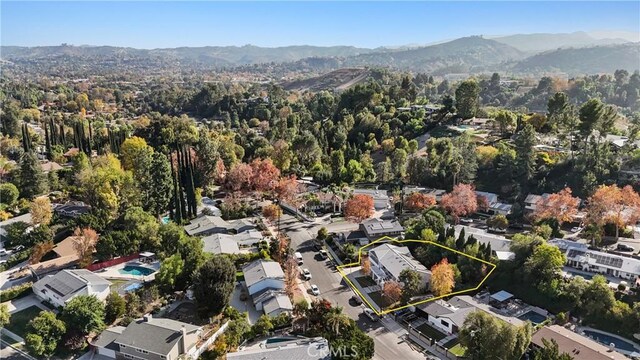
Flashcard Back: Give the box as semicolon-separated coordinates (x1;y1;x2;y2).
491;31;631;53
512;43;640;75
0;44;376;67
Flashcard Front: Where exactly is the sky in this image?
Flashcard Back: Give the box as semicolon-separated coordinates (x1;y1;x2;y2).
2;1;639;49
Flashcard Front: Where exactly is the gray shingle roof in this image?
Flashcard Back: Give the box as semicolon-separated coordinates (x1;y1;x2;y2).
227;338;330;360
202;235;241;254
33;269;111;302
114;317;200;355
184;215;230;236
369;243;429;280
243;260;285;288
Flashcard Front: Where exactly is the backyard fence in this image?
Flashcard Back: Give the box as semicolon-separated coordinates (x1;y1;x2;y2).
85;253;139;271
189;321;229;359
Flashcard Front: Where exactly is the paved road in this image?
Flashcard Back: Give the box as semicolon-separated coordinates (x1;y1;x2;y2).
0;342;30;360
280;214;428;360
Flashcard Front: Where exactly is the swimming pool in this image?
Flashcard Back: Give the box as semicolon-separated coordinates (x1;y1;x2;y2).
118;265;155;276
517;311;547;325
583;330;638;352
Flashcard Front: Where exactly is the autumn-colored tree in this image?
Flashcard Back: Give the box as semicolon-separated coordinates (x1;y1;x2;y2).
284;256;300;298
440;183;478;222
250;158;281;193
213;159;227;185
430;258;455;297
382;281;402;305
30;197;52;226
586;185;640;240
344;194;374;223
404;193;436;212
361;257;371;276
30;241;55;264
533;187;579;225
274;176;301;205
262;204;282;223
476;194;490;212
73;227;98;268
226;163;253;192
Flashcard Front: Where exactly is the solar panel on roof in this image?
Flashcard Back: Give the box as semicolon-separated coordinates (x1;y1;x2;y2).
46;279;75;297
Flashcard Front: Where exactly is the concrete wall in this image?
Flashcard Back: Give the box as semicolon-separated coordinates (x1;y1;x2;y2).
248;278;284;296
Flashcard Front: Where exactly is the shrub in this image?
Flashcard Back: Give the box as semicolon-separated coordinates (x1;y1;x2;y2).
0;282;33;301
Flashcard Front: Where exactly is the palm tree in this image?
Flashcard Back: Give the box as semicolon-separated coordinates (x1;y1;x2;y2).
325;307;350;335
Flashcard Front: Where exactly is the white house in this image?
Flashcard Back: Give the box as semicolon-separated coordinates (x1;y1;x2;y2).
367;243;431;287
359;218;405;241
549;239;640;283
415;296;523;335
352;188;390;211
33;269;111;308
242;260;292;315
202;230;263;255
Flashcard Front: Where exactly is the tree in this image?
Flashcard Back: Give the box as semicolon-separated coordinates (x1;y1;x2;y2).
455;80;480;119
404;192;436;212
30;241;55;264
533;188;580;225
192;256;236;315
146;152;173;217
459;310;532;360
325;309;351;335
61;295;105;335
524;244;565;290
581;275;615;318
29;197;53;226
0;183;19;206
317;227;329;240
514;123;537;181
274;176;301;205
120;136;154;171
487;214;508;230
399;269;423;303
252;314;274;336
382;281;402;304
586;184;640;240
156;254;184;291
226;162;253;192
73;227;98;268
19;152;48;199
440;183;478;222
262;204;282;222
284;256;300;297
361;257;371;276
250;158;281;193
104;292;126;324
0;303;10;328
494;110;517;135
344;194;374;223
25;311;66;358
430;258;455;296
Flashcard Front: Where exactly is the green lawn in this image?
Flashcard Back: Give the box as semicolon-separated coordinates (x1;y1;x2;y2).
449;343;467;356
415;322;447;342
5;306;45;338
355;276;377;288
367;290;391;309
442;338;460;349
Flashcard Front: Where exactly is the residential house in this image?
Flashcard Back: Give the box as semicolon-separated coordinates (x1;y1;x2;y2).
454;225;514;260
0;213;32;246
184;215;256;237
359;218;405;241
530;325;630;360
91;314;203;360
54;201;92;218
198;197;222;216
33;269;111;308
41;161;63;173
549;239;640;284
368;243;431;287
333;230;369;248
475;191;513;216
524;193;549;214
414;295;523;336
242;260;292;316
353;188;390;211
28;234;99;279
202;230;263;254
605;134;640;149
227;337;330;360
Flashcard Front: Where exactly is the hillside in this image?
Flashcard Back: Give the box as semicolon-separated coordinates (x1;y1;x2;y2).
491;31;631;53
513;43;640;75
281;68;373;92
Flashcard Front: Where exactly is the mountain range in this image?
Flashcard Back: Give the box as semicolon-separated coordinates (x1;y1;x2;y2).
1;32;639;78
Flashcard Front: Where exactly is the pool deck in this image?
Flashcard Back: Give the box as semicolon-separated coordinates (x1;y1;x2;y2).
95;261;159;281
578;326;640;355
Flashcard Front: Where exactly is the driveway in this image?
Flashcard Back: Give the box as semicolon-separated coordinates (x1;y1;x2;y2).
229;283;262;325
3;294;49;314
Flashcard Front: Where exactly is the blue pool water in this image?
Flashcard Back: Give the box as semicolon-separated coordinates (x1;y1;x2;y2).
119;265;155;276
161;216;170;224
124;282;143;292
517;311;547;325
583;330;638;352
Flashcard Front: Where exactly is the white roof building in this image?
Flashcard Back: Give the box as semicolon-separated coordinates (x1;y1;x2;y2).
33;269;111;308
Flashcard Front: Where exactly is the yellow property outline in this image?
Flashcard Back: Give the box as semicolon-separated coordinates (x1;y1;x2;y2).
336;236;497;315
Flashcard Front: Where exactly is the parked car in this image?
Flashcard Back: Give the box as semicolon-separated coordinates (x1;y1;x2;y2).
571;226;583;233
318;249;328;260
0;249;11;257
363;308;379;322
302;268;312;280
295;252;304;265
460;218;474;224
12;245;25;252
488;227;506;234
310;284;320;296
350;295;362;305
616;244;635;252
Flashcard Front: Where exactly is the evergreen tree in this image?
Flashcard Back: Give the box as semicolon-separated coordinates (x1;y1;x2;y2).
19;152;48;199
146;153;173;217
514;124;537;182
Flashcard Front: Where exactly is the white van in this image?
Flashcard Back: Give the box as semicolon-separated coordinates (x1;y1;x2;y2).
295;252;303;265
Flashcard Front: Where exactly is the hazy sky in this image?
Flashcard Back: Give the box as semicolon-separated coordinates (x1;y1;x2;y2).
2;1;639;48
